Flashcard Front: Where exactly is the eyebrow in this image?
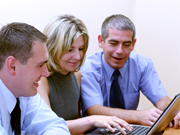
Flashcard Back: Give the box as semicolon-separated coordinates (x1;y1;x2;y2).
38;60;48;65
123;41;132;43
108;39;132;43
71;44;85;48
108;39;119;42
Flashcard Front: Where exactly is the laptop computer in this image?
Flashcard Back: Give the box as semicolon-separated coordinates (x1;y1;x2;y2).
86;93;180;135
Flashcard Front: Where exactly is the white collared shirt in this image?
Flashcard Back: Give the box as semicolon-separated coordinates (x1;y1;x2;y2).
0;79;70;135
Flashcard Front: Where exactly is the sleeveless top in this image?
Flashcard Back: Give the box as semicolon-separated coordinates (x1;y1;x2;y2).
47;72;80;120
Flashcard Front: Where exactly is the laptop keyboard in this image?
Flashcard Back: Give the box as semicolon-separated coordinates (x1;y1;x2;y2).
118;125;150;135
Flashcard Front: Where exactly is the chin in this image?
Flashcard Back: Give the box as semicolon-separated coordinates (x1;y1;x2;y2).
112;64;123;69
30;91;38;97
68;68;76;72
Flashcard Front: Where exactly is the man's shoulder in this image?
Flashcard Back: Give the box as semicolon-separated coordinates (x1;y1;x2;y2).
80;51;104;79
129;51;151;64
86;51;103;62
19;94;41;104
81;51;103;70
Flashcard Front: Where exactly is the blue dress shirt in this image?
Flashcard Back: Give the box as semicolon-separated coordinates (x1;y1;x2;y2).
80;51;167;114
0;79;70;135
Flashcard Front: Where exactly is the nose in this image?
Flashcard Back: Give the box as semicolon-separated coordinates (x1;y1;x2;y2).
116;44;123;54
41;64;49;77
74;50;82;60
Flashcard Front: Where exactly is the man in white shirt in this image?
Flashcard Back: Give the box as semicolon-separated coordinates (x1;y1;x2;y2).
0;22;70;135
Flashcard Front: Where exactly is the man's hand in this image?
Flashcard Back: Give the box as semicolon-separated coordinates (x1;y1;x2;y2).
169;111;180;128
136;108;162;126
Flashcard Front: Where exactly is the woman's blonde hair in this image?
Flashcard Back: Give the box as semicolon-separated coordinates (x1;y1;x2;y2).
43;14;89;75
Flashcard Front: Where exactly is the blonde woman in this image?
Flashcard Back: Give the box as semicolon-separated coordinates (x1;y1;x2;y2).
38;14;133;135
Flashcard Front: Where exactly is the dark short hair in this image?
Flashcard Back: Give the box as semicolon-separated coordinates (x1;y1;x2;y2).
101;14;136;41
0;22;47;70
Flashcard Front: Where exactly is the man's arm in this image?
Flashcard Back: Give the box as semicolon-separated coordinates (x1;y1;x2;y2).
87;104;162;126
24;94;70;135
87;96;180;127
0;124;8;135
154;96;171;111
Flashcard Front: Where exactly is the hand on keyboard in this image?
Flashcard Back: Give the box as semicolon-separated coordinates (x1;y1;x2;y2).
90;115;133;135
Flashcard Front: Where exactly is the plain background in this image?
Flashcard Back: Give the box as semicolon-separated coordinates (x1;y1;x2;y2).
1;0;180;110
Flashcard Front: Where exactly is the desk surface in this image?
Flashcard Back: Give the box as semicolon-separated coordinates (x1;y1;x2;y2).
163;127;180;135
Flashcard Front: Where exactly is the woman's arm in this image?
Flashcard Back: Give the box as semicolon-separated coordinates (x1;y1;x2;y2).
66;115;132;135
74;71;81;89
73;71;132;134
74;71;82;118
37;77;51;109
37;75;133;135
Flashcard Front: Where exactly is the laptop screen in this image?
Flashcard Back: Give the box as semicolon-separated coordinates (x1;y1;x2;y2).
147;93;180;134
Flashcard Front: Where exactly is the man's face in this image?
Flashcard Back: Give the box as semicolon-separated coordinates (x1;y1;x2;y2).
15;40;49;97
99;28;136;69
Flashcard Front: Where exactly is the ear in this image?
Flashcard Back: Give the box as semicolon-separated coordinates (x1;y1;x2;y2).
131;38;137;51
98;35;104;49
6;56;17;76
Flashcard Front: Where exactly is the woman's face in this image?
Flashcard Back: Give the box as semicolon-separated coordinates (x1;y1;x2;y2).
58;35;84;75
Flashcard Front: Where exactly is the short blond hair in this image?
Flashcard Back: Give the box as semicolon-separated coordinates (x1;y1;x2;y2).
43;14;89;75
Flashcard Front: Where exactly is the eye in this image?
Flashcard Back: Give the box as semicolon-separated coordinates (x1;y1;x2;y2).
110;42;118;46
68;49;73;52
39;64;43;67
37;63;45;68
79;47;84;51
124;43;131;47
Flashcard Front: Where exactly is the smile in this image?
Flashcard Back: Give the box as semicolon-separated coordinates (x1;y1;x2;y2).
113;56;123;61
34;81;38;85
115;57;122;60
69;62;78;66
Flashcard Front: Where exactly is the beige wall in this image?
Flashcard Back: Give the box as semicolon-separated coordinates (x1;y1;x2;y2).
1;0;179;110
135;0;180;110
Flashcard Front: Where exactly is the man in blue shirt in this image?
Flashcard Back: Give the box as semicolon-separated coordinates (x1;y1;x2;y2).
80;14;180;128
0;22;70;134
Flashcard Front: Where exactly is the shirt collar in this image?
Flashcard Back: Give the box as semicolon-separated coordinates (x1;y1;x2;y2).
102;53;128;80
0;79;17;114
